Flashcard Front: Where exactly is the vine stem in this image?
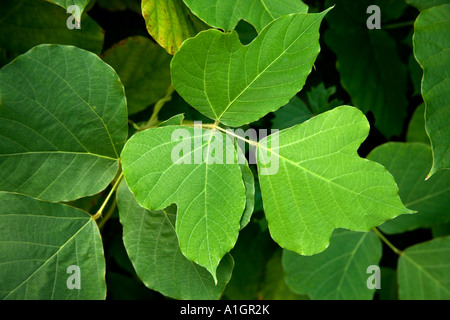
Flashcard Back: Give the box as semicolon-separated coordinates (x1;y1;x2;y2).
141;84;174;130
372;227;403;255
98;198;117;229
383;20;414;30
92;171;124;221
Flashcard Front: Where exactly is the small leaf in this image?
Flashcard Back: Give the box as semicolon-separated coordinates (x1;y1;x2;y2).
413;4;450;177
142;0;208;54
0;44;128;202
283;229;382;300
398;236;450;300
257;106;412;255
120;126;246;281
172;9;331;127
0;192;106;300
183;0;308;32
367;142;450;234
102;36;172;115
117;181;234;300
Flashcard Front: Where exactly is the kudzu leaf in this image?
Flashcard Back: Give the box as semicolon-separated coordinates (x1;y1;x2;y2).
406;0;450;11
406;104;429;144
120;126;246;281
102;36;172;115
398;236;450;300
257;106;412;255
283;229;382;300
324;0;408;138
367;143;450;234
171;9;331;127
45;0;92;19
0;44;128;202
142;0;208;55
116;181;234;300
413;4;450;177
0;192;106;300
183;0;308;32
0;0;104;56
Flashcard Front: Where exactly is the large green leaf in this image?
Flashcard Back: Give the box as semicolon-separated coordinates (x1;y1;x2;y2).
367;143;450;234
0;0;104;56
324;0;408;138
142;0;208;55
413;4;450;177
256;106;412;255
398;236;450;300
406;0;450;11
171;9;331;127
0;192;106;300
0;44;128;202
283;229;382;300
183;0;308;32
120;126;246;281
116;181;233;299
102;36;172;115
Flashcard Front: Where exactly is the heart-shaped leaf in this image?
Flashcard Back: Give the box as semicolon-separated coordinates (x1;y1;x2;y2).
257;106;412;255
120;126;246;281
0;192;106;300
171;9;331;127
183;0;308;32
0;44;128;202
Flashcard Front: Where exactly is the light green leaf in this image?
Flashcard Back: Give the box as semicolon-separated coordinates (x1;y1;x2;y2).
271;96;312;130
0;0;104;56
413;4;450;177
257;106;412;255
158;113;185;127
283;229;382;300
120;126;246;281
406;0;450;11
398;236;450;300
116;181;233;300
142;0;208;55
0;44;128;202
183;0;308;32
102;36;172;115
406;104;430;144
0;192;106;300
171;9;331;127
367;143;450;234
324;0;409;138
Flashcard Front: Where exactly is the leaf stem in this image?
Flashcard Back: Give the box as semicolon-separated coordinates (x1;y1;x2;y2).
98;198;117;229
372;228;403;255
212;125;259;147
141;84;174;130
383;20;414;30
92;171;124;221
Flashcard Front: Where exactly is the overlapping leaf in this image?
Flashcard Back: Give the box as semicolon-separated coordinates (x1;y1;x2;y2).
183;0;308;32
116;182;234;299
368;143;450;234
398;236;450;299
0;44;128;202
102;36;172;115
142;0;208;54
45;0;92;19
413;4;450;177
120;126;246;281
406;0;449;11
0;192;106;300
171;9;331;127
283;229;382;300
257;106;412;255
406;104;429;144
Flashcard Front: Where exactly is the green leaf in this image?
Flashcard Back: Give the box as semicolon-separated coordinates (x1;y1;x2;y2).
238;156;255;230
413;4;450;177
120;126;246;281
0;0;104;56
45;0;92;19
367;143;450;234
158;114;185;127
256;106;412;255
142;0;208;55
102;36;172;115
283;229;382;300
432;222;450;238
306;83;341;115
406;0;450;11
271;96;312;130
398;236;450;300
378;267;398;300
171;9;331;127
406;104;430;144
324;0;409;138
116;181;234;299
0;192;106;300
183;0;308;32
0;44;128;202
